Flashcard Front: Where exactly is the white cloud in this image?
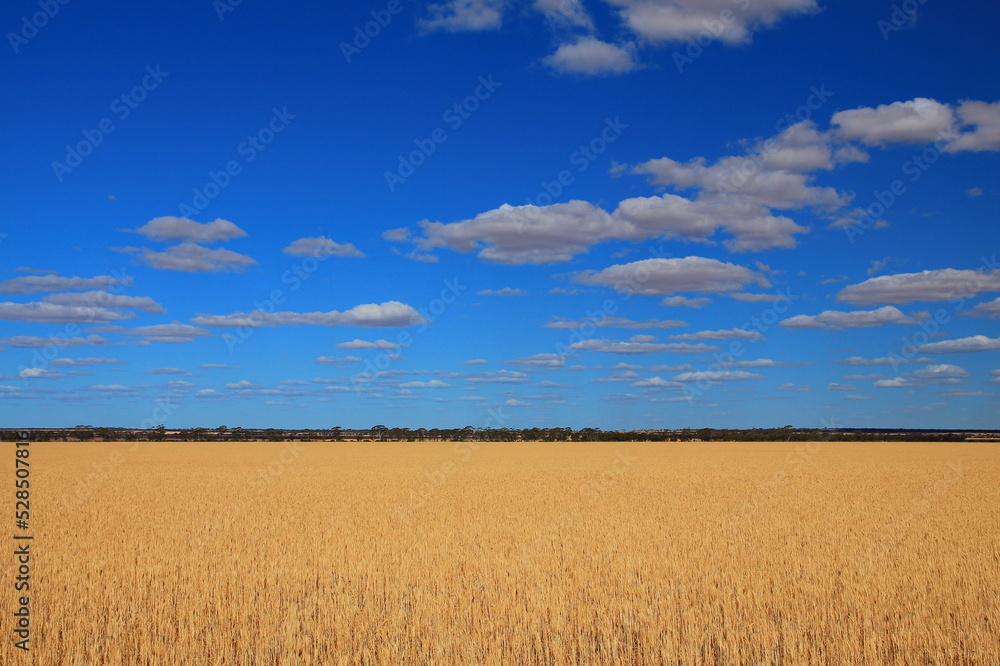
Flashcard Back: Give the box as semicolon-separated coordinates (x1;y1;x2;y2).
780;305;927;330
874;377;915;388
199;363;241;370
729;358;806;368
832;98;956;145
631;376;680;388
837;269;1000;305
419;0;505;33
544;316;685;329
413;201;624;265
508;353;566;368
660;295;710;308
129;217;247;243
112;322;211;344
477;287;526;296
543;38;637;75
18;368;65;379
504;398;528;406
283;237;365;258
950;101;1000;152
120;243;257;273
909;335;1000;354
669;328;765;341
382;227;411;242
226;380;262;390
912;364;970;380
0;334;107;348
568;338;717;354
834;355;933;366
41;291;165;313
673;370;763;382
0;302;135;324
0;273;133;295
143;367;194;376
48;357;124;368
336;339;403;350
462;358;488;365
963;297;1000;318
314;356;363;364
575;256;766;295
728;292;781;302
612;0;818;45
399;380;452;388
826;383;855;391
467;370;530;384
191;302;425;328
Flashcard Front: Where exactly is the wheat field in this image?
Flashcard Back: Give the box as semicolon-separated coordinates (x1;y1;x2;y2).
2;440;998;665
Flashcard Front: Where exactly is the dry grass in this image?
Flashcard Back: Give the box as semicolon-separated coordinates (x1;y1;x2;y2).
2;440;998;664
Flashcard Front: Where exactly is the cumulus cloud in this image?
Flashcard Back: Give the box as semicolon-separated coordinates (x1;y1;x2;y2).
109;322;211;344
673;370;764;382
191;302;426;329
129;217;247;243
908;335;1000;354
466;370;531;384
834;355;933;366
613;0;818;45
575;256;767;296
143;367;194;376
314;356;362;364
669;328;765;341
381;227;411;242
949;101;1000;152
631;376;680;388
874;377;915;388
780;305;928;330
544;316;686;329
837;269;1000;305
0;302;136;324
399;380;452;388
283;237;365;258
412;201;623;265
0;273;132;295
42;291;165;313
568;337;718;354
963;297;1000;318
728;292;782;302
507;353;566;368
419;0;504;33
477;287;525;296
728;358;807;368
119;243;257;273
336;339;403;350
48;357;124;368
826;383;855;391
912;364;970;380
0;334;107;348
660;295;711;308
462;358;488;365
543;38;637;75
832;98;956;145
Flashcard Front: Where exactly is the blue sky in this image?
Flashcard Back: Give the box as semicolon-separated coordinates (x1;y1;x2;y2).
2;0;998;430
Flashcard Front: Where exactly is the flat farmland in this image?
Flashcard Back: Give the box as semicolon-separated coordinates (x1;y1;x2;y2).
2;440;998;665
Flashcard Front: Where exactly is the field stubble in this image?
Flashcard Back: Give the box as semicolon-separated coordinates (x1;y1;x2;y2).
1;441;998;665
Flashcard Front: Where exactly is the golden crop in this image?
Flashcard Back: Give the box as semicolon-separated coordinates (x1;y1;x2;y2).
2;440;998;664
